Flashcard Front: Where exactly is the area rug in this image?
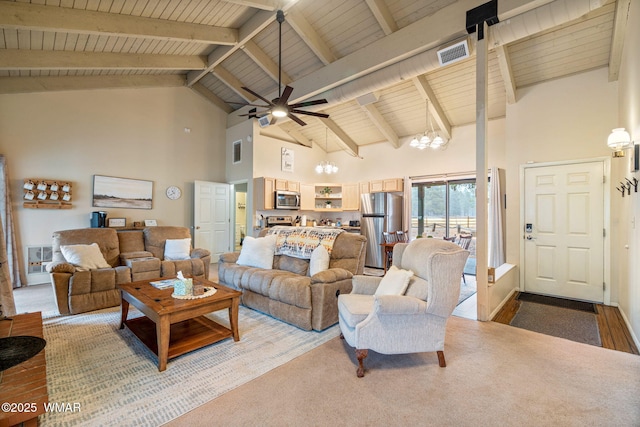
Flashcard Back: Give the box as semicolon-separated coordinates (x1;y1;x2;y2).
41;306;339;426
458;283;476;305
510;301;601;346
517;292;596;313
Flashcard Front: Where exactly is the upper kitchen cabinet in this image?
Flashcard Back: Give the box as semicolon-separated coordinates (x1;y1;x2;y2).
300;183;315;211
275;179;299;192
370;178;403;193
342;183;360;211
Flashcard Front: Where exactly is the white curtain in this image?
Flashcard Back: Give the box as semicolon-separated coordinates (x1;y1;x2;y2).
402;176;412;238
0;155;18;316
488;167;505;267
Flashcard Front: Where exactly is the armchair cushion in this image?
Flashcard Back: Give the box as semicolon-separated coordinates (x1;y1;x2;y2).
338;294;374;328
164;238;192;260
60;243;110;271
374;265;413;296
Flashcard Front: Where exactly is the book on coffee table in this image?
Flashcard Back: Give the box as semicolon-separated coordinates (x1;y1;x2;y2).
149;279;179;289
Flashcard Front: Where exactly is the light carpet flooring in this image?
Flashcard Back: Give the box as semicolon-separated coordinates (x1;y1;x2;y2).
168;316;640;426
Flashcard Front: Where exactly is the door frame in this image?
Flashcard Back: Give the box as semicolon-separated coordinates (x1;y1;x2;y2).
519;157;611;305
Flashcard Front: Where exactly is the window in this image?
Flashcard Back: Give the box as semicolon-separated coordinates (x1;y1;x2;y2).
232;140;242;164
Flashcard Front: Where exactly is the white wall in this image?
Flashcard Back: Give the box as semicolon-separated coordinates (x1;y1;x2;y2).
0;86;227;283
617;0;640;343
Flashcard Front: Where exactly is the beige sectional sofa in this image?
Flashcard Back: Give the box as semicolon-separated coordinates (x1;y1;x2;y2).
218;228;367;331
47;226;211;315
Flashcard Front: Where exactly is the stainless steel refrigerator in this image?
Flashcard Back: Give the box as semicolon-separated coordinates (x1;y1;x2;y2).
361;192;403;268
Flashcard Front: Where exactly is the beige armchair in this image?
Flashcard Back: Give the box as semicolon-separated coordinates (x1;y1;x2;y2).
338;238;469;377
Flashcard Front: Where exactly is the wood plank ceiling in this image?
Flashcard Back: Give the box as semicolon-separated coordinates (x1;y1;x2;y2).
0;0;627;156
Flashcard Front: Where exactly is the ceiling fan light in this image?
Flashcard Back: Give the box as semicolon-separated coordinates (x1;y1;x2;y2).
271;106;288;118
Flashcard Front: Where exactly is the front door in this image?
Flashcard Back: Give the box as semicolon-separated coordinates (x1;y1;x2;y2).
523;161;605;302
194;181;231;263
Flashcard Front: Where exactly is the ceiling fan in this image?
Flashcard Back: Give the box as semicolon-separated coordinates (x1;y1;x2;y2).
230;10;329;126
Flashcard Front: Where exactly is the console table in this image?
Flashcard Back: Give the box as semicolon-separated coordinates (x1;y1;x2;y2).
0;312;48;427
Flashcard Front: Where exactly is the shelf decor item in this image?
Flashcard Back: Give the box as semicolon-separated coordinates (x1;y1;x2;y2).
23;178;72;209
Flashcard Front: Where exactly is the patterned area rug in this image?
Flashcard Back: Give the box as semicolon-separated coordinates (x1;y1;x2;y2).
41;306;339;426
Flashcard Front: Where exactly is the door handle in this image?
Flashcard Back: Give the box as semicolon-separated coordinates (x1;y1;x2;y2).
196;226;200;230
525;235;535;240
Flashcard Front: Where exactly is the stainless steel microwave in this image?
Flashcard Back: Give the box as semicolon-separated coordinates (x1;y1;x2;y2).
274;190;300;210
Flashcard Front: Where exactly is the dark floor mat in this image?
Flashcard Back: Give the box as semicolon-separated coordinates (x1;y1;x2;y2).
517;292;596;313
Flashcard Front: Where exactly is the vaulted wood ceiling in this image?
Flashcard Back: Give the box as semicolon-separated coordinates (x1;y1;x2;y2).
0;0;629;156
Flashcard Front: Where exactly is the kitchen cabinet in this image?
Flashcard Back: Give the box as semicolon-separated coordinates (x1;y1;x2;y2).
300;183;315;210
254;177;274;210
360;181;370;194
369;178;403;193
342;183;360;211
275;178;299;192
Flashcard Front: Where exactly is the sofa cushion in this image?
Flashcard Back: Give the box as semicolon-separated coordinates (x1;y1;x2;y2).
274;254;309;275
60;243;110;271
237;235;276;269
164;238;192;260
375;265;414;296
309;245;330;276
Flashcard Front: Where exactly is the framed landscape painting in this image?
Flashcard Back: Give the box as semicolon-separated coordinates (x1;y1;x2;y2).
92;175;153;209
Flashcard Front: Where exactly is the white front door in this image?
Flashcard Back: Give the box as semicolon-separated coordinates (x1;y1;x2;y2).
194;181;231;263
523;161;605;302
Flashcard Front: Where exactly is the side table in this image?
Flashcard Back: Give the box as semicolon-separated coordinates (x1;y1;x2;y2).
0;312;48;427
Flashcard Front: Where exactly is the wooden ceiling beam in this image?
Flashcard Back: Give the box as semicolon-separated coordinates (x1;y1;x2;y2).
365;0;398;35
211;66;254;103
241;40;292;85
0;75;185;94
188;2;300;86
495;45;517;104
221;0;280;11
191;83;234;113
286;9;336;66
608;0;630;82
412;75;452;140
279;126;312;148
0;50;207;71
318;117;358;157
361;104;399;148
0;1;238;45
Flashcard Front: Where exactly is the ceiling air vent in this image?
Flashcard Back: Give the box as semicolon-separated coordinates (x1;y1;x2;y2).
437;40;470;67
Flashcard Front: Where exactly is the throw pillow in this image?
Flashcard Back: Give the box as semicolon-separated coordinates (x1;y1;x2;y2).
164;238;192;260
374;265;414;296
60;243;111;271
309;245;330;276
237;235;277;269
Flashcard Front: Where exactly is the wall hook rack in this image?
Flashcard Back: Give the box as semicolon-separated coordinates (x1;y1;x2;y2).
625;177;638;193
617;185;626;197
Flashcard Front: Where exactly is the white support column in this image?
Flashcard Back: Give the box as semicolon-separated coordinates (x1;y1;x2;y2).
476;21;490;322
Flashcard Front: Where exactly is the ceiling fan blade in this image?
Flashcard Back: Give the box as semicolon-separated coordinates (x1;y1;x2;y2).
238;112;269;117
288;112;307;126
291;109;329;118
226;100;271;107
278;85;294;105
288;99;328;109
241;86;274;106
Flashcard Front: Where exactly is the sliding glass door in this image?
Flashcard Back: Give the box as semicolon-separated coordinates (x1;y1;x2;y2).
411;179;476;239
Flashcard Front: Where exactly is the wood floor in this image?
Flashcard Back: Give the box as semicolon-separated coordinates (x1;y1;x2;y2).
493;292;639;355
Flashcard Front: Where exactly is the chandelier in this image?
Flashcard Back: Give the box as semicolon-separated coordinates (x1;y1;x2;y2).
315;128;338;174
410;99;448;150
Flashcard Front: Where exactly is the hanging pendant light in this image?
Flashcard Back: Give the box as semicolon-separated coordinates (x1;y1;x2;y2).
315;128;338;174
410;99;448;150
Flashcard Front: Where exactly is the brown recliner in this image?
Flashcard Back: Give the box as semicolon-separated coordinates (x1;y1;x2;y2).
48;228;131;315
142;226;211;279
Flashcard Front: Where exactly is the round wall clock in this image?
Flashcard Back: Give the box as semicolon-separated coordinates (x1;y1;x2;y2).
166;185;182;200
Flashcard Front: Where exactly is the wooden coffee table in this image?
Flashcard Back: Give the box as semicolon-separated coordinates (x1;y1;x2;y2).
118;277;242;372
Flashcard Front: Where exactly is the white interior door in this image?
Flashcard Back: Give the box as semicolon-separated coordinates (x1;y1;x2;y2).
523;161;604;302
194;181;231;263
